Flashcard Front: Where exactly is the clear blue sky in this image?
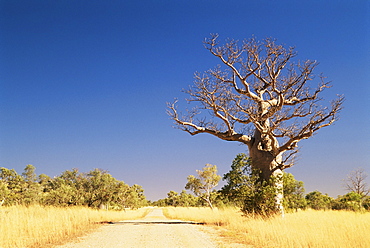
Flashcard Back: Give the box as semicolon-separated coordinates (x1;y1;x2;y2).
1;0;369;200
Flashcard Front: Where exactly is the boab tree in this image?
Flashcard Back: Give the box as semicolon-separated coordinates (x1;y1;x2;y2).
168;34;344;215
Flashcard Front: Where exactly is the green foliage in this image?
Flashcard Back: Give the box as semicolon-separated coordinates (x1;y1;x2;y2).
158;190;199;207
22;164;37;183
0;167;25;205
0;180;10;205
332;192;364;211
305;190;370;212
343;168;369;196
0;165;148;209
124;184;147;209
43;183;75;207
283;173;307;211
42;169;85;206
220;154;307;216
152;189;213;208
338;168;370;211
166;190;180;206
240;174;278;216
185;164;221;209
362;196;370;210
83;169;118;207
221;154;284;214
305;191;333;210
220;154;251;207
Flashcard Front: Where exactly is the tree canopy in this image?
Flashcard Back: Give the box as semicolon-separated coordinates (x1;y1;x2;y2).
185;164;221;209
168;34;344;179
168;34;343;215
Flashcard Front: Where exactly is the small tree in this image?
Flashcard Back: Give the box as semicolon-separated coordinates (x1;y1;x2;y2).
332;192;363;211
43;183;75;207
178;190;199;207
0;180;9;206
0;167;24;205
166;190;179;206
111;181;131;209
125;184;147;209
21;164;41;205
344;168;369;196
49;168;85;206
185;164;221;209
221;153;251;207
83;169;118;208
282;173;306;211
305;191;333;210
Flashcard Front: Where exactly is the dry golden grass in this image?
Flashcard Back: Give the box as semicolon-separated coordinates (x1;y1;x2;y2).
0;205;149;248
163;207;370;248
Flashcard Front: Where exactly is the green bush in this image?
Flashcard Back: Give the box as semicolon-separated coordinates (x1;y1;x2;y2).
305;191;333;210
221;154;307;216
332;192;364;211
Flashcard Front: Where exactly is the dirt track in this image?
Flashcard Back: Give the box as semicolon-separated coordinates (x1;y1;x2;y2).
56;208;218;248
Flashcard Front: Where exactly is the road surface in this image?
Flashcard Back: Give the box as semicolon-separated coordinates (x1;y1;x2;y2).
56;208;219;248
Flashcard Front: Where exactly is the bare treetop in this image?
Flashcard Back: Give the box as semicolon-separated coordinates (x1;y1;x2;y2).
168;34;344;172
344;168;369;196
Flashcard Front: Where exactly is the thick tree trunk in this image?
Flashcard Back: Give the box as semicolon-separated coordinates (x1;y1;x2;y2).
249;129;284;216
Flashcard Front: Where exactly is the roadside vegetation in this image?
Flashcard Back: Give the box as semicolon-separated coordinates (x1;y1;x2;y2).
0;165;147;209
153;154;370;214
1;156;369;247
0;205;149;248
0;165;150;247
163;207;370;248
157;154;370;247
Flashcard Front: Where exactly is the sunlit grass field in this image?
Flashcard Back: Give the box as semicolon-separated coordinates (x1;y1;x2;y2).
163;207;370;248
0;205;149;248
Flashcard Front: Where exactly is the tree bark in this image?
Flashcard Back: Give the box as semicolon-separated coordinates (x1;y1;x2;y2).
204;197;214;210
249;129;284;216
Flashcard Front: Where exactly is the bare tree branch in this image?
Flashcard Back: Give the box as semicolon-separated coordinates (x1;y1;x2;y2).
344;168;369;196
168;34;344;177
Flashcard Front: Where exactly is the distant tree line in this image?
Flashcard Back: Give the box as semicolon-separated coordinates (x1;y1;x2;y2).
152;154;370;214
0;165;147;209
2;158;368;214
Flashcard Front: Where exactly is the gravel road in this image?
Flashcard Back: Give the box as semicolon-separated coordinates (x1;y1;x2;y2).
56;208;219;248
